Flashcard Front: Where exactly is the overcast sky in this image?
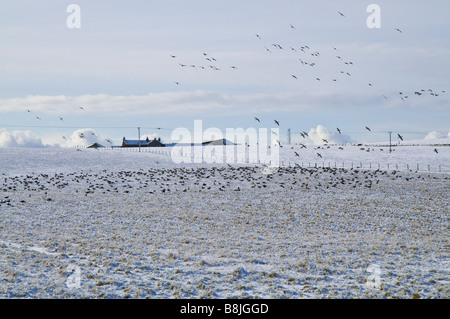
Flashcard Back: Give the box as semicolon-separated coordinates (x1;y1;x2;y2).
0;0;449;146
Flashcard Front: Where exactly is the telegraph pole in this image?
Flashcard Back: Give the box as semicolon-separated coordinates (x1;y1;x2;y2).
388;131;392;153
138;127;141;152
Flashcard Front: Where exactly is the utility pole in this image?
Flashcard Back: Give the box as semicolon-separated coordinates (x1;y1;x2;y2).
138;127;141;152
388;131;392;153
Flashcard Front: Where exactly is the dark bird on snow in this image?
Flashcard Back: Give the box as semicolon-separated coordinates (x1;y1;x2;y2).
294;151;300;157
317;153;322;158
434;148;438;153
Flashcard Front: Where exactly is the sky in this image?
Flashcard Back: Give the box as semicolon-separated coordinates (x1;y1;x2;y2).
0;0;449;147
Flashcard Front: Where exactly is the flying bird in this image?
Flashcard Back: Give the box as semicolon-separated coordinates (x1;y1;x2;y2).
294;151;300;157
317;153;322;158
255;34;262;39
79;106;85;110
291;75;298;79
397;134;403;141
274;120;280;126
59;117;64;121
254;117;260;122
338;11;345;17
395;28;402;33
365;126;371;132
322;139;328;144
337;128;341;134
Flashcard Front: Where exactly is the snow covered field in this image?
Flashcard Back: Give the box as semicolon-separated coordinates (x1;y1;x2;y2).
0;143;448;299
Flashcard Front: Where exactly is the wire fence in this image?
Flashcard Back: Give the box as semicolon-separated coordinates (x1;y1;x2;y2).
73;145;448;174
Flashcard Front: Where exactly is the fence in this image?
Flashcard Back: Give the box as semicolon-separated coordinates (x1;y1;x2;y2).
73;145;447;173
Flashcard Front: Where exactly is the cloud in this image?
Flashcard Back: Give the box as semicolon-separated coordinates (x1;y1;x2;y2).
308;125;353;145
0;90;392;118
424;131;450;140
0;129;47;148
61;128;113;148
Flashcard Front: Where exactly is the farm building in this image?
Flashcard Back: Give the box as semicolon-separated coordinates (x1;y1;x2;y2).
122;137;165;148
87;142;104;149
202;138;235;145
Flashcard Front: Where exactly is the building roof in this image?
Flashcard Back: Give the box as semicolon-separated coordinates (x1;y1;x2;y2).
122;137;165;147
87;142;104;148
202;138;235;145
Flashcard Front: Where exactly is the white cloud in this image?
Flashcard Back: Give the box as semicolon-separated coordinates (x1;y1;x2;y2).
0;129;47;148
424;131;446;140
308;125;352;145
61;128;113;148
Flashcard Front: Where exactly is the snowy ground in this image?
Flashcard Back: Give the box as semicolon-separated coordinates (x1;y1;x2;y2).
0;144;448;299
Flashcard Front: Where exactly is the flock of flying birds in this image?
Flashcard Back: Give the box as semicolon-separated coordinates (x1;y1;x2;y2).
253;116;440;157
22;11;445;154
25;106;113;145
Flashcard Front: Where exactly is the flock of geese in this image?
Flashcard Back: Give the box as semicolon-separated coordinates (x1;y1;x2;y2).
21;10;445;152
252;116;440;157
1;163;446;208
